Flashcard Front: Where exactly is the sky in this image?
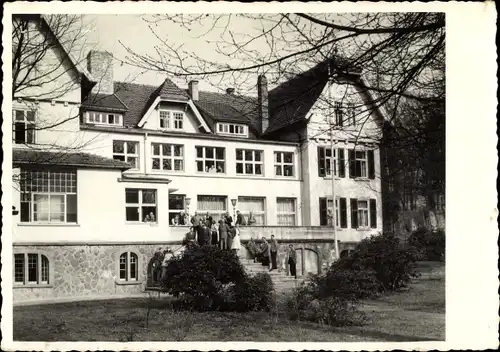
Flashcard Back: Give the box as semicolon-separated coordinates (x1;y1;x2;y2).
81;14;267;93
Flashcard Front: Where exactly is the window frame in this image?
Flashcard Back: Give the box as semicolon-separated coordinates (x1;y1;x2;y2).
276;197;297;226
236;149;264;176
19;169;78;224
274;151;295;177
195;146;226;174
238;196;266;225
197;195;228;221
13;108;36;144
159;110;185;131
13;252;51;287
168;194;186;224
113;140;140;170
125;188;158;223
216;122;248;137
357;199;370;229
151;143;184;172
119;251;139;282
334;101;344;127
85;111;122;126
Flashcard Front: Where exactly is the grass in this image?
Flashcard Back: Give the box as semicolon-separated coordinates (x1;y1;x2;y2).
13;262;445;342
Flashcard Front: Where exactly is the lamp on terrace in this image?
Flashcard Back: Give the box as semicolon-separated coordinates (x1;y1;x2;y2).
231;198;237;220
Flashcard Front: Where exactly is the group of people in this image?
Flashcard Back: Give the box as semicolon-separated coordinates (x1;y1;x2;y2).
185;211;242;253
245;235;297;278
172;209;257;227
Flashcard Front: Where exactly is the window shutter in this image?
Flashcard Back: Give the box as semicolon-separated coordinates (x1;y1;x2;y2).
318;146;325;177
368;150;375;179
350;198;358;228
338;149;345;178
348;149;355;178
319;198;327;225
339;197;347;228
370;199;377;228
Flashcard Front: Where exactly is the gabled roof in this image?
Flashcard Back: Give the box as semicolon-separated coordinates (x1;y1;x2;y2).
82;93;128;112
266;61;330;135
13;149;132;170
192;91;261;138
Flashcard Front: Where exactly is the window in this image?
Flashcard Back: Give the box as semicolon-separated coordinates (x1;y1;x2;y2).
125;189;157;222
334;101;343;126
19;169;77;223
159;110;184;130
319;197;347;228
217;123;248;137
152;143;184;172
238;196;266;225
317;147;346;177
350;198;377;229
14;253;50;285
349;149;375;179
113;141;139;169
274;152;294;177
196;146;225;173
197;195;227;221
119;252;138;281
13;109;36;144
277;198;296;226
236;149;263;176
345;102;356;127
86;111;122;126
168;194;186;224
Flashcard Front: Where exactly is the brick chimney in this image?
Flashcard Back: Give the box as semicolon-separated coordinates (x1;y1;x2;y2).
188;80;199;101
257;75;269;134
87;50;114;95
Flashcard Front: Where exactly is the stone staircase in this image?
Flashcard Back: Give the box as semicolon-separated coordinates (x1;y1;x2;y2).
241;259;304;292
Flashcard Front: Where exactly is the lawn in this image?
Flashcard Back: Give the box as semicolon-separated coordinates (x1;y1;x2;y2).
13;262;445;342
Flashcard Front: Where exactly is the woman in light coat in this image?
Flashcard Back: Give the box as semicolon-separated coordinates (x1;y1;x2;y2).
231;223;241;255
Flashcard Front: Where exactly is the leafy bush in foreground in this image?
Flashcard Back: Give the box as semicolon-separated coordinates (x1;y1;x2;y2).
160;244;274;312
335;232;421;291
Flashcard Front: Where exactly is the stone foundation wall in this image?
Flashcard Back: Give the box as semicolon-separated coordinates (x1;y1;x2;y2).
12;243;181;304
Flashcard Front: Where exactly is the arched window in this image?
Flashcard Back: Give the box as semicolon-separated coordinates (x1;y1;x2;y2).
119;252;138;281
14;253;50;285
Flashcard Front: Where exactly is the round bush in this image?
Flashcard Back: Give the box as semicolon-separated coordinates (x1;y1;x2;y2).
408;228;445;261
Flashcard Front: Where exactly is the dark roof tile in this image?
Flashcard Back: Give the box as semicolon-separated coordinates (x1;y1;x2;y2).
82;93;128;112
13;149;132;170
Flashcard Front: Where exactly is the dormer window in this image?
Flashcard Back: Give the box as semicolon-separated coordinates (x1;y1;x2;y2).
159;110;184;131
86;111;122;126
216;123;248;137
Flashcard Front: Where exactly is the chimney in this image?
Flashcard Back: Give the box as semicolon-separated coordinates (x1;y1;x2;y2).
87;50;114;95
226;87;235;95
257;75;269;134
188;80;199;101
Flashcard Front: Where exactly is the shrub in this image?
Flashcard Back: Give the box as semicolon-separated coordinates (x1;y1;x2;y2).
232;272;275;312
160;244;246;311
335;232;421;291
286;284;367;326
408;228;445;261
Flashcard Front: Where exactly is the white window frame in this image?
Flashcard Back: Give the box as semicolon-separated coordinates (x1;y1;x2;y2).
20;169;77;223
320;146;338;176
357;199;370;229
152;143;184;172
125;189;158;223
354;150;368;178
113;140;140;170
86;111;122;126
236;149;264;176
238;196;266;225
13;108;36;144
159;110;184;131
216;123;248;137
119;252;138;281
274;151;295;177
13;253;50;286
168;194;186;224
346;102;356;127
195;146;225;174
276;197;297;226
334;101;344;127
197;195;228;221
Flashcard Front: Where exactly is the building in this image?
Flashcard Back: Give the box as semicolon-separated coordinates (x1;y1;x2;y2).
11;15;384;303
